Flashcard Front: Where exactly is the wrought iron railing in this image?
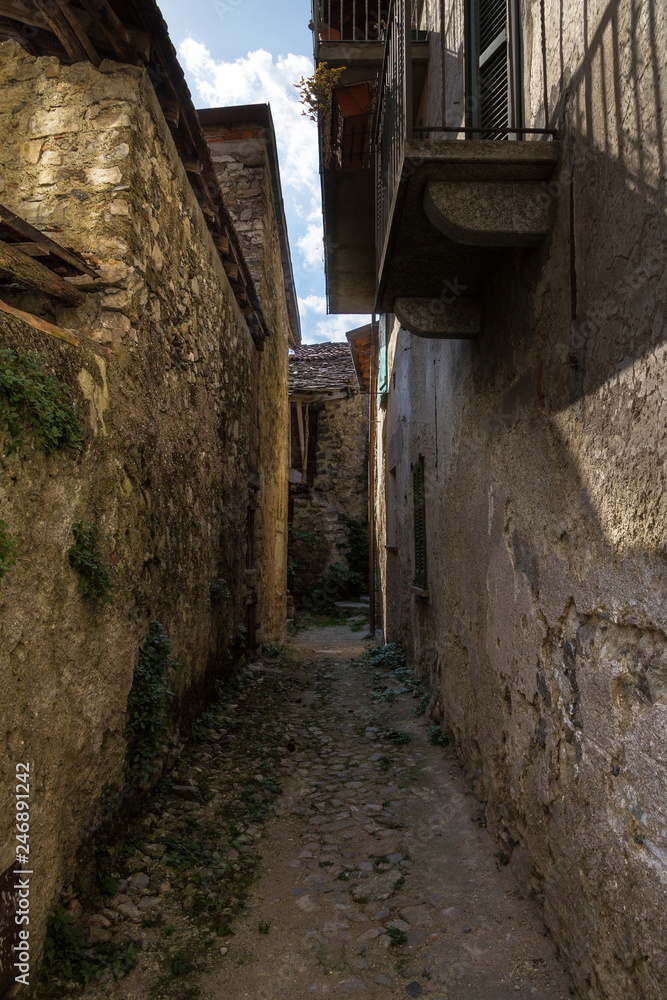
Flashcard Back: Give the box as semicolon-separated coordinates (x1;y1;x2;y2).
375;0;412;275
374;0;558;276
311;0;389;59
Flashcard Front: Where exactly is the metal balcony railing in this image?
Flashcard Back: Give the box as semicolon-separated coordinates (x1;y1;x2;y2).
375;0;412;273
374;0;558;277
312;0;389;59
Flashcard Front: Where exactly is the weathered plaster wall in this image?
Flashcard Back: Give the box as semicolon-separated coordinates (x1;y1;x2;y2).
206;127;291;641
379;2;667;998
0;40;256;971
291;391;369;595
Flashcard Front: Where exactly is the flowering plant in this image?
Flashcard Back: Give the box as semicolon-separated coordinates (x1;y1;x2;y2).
294;62;346;121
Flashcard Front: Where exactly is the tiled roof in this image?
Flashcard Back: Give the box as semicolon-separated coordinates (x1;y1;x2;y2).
289;342;357;393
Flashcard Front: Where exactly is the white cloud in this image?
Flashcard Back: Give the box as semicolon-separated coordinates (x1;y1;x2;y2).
298;296;366;344
179;40;318;196
298;295;328;314
179;40;369;344
297;223;324;268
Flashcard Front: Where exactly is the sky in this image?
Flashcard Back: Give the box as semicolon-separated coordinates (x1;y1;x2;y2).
158;0;369;344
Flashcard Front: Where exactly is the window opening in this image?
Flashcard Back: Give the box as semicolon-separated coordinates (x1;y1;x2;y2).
413;456;427;589
386;465;398;548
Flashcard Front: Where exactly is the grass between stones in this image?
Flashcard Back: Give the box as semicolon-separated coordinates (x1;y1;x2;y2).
38;664;316;998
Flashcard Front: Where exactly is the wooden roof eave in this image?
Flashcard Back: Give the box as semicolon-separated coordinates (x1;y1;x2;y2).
0;0;269;347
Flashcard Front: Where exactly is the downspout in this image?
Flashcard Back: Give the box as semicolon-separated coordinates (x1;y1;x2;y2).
369;317;378;638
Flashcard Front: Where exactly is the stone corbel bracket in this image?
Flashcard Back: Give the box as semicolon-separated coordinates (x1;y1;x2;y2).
423;179;552;248
395;296;481;339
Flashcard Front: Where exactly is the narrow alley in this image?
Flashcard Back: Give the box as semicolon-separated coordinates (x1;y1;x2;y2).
54;620;576;1000
0;3;664;997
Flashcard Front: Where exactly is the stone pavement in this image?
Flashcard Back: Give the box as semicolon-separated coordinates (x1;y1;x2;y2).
53;622;577;1000
199;623;577;1000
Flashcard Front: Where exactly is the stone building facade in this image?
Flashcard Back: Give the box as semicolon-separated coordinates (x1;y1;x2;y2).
200;105;300;643
287;343;369;607
315;1;667;997
0;11;296;981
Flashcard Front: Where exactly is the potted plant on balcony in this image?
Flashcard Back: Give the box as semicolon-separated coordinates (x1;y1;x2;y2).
295;62;346;121
309;5;342;41
318;24;341;40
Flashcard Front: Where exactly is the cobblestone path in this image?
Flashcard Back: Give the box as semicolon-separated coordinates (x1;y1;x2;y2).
58;622;577;1000
198;624;576;1000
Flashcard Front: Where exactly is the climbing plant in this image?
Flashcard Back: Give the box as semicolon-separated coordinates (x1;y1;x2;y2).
68;521;113;603
0;347;81;455
125;621;178;786
0;520;17;579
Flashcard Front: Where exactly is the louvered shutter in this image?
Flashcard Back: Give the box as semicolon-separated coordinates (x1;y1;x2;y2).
466;0;522;137
478;0;509;135
413;457;427;589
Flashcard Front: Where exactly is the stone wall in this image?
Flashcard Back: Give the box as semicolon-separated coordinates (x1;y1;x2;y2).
204;119;293;642
377;2;667;998
290;390;369;603
0;40;260;973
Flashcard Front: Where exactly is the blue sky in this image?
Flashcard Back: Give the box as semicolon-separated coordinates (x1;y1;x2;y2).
158;0;368;344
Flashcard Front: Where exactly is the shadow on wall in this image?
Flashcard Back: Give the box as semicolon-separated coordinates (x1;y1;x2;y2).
288;518;369;613
382;3;667;996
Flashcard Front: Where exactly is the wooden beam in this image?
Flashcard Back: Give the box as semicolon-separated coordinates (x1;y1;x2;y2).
53;0;101;65
12;243;47;257
223;260;239;283
0;206;98;276
76;0;139;64
0;1;49;30
303;403;309;479
32;0;90;62
156;92;179;128
0;15;40;53
296;402;306;481
213;233;229;256
0;242;85;305
0;296;79;346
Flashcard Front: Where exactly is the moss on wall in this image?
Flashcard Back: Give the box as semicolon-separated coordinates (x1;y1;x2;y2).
0;40;260;969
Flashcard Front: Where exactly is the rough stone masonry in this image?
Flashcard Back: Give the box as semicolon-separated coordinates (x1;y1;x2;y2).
0;38;290;975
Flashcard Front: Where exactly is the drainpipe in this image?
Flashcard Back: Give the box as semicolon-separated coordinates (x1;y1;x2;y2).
369;317;377;638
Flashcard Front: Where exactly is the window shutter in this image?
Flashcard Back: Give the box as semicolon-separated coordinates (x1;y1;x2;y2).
466;0;522;137
413;456;427;589
478;0;509;135
378;314;388;397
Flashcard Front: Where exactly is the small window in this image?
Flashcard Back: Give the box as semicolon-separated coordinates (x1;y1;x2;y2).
386;466;398;549
290;402;318;486
413;456;427;589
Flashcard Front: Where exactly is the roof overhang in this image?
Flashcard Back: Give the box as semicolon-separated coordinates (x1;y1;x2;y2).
0;0;269;346
198;104;301;346
346;323;372;392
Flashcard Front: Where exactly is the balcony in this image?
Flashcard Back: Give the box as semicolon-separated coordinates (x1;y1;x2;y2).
314;0;428;314
374;0;560;337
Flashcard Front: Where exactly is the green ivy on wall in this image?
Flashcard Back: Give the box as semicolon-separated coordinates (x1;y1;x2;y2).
0;347;81;454
125;622;178;786
68;521;113;603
